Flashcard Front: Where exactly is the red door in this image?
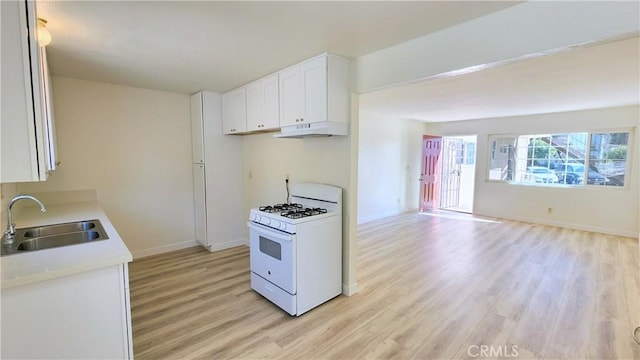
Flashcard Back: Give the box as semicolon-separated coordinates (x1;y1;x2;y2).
419;135;442;212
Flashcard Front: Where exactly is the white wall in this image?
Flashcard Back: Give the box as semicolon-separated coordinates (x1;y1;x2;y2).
424;105;639;237
17;76;196;256
356;1;640;93
242;131;356;292
357;110;423;223
0;183;18;233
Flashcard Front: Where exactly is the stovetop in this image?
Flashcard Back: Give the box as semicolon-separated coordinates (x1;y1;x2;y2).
258;203;328;219
250;202;337;232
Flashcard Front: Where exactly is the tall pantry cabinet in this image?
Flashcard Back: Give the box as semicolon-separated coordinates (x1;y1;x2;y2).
191;91;246;251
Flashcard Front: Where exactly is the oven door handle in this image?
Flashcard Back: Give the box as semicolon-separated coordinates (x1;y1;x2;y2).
247;222;295;241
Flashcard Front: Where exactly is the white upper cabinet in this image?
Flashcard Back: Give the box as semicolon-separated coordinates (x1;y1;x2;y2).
279;66;303;128
246;74;279;132
222;53;349;135
222;87;247;134
300;56;327;125
1;0;57;182
279;54;349;128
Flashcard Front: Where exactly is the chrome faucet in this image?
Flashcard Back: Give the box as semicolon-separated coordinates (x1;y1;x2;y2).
2;195;46;245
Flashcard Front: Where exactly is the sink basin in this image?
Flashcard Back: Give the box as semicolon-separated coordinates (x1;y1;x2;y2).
17;231;103;251
1;219;109;256
23;221;96;238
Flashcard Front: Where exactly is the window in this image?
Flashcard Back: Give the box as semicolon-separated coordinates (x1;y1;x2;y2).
488;130;630;187
589;132;628;186
465;143;476;165
488;137;516;181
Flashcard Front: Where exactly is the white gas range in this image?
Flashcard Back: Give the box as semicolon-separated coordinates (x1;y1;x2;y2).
248;182;342;316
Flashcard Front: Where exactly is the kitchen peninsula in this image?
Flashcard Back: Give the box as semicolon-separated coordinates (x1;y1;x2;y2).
1;200;133;359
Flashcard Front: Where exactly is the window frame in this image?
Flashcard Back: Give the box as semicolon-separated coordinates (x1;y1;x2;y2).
486;128;633;189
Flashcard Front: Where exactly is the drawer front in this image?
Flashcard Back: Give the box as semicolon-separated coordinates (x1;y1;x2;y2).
251;273;296;316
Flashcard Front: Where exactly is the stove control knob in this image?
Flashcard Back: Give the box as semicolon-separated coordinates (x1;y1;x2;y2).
271;220;281;228
253;214;260;222
263;218;271;225
280;223;287;230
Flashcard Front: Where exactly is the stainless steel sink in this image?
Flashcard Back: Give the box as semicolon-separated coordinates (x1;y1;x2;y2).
23;221;96;238
1;219;109;256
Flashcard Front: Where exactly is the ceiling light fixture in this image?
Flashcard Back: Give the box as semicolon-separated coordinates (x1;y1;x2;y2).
37;18;51;46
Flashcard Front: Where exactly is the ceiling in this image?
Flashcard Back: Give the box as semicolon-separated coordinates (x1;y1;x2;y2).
360;36;640;122
37;1;518;95
36;1;638;123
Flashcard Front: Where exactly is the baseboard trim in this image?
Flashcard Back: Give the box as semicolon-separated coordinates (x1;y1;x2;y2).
358;211;399;225
358;208;417;225
209;238;248;252
342;282;358;296
132;240;199;259
474;212;638;238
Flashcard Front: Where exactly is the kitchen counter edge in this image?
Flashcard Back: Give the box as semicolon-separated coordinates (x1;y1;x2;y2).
1;201;133;289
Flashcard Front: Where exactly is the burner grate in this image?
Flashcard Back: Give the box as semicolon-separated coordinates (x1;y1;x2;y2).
259;203;303;213
280;207;328;219
259;204;328;219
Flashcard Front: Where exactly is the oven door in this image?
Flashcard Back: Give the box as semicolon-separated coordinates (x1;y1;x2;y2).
248;222;296;294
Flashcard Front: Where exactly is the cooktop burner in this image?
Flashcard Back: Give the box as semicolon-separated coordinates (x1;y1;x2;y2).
258;203;328;219
259;203;303;213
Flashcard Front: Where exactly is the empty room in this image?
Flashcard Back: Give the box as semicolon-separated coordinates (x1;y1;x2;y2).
1;1;638;359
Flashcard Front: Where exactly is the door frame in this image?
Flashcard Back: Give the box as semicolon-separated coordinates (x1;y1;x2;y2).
419;134;477;214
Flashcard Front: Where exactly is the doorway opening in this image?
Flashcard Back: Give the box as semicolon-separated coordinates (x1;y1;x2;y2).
419;135;476;214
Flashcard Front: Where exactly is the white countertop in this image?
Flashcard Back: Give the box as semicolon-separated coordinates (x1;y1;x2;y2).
1;201;132;289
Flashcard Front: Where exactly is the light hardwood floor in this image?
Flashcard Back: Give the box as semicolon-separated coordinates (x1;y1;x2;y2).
129;212;640;359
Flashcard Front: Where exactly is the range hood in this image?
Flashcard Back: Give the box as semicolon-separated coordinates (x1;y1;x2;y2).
274;122;348;139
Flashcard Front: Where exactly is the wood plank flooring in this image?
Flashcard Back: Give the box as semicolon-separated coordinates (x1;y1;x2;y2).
129;212;640;359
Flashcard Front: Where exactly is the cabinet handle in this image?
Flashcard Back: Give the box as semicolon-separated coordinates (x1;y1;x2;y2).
300;118;304;122
295;119;299;123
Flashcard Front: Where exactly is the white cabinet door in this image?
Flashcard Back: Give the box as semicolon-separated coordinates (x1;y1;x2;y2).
262;74;280;130
246;81;262;131
193;163;207;247
40;46;57;173
1;0;56;182
222;87;247;134
1;265;132;359
279;65;302;127
247;74;279;131
301;56;327;124
190;93;205;163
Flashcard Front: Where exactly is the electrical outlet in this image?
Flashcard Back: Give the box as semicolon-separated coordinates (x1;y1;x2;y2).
248;171;253;180
547;207;553;214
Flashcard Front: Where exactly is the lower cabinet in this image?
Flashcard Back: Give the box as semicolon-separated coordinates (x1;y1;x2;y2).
1;264;133;359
